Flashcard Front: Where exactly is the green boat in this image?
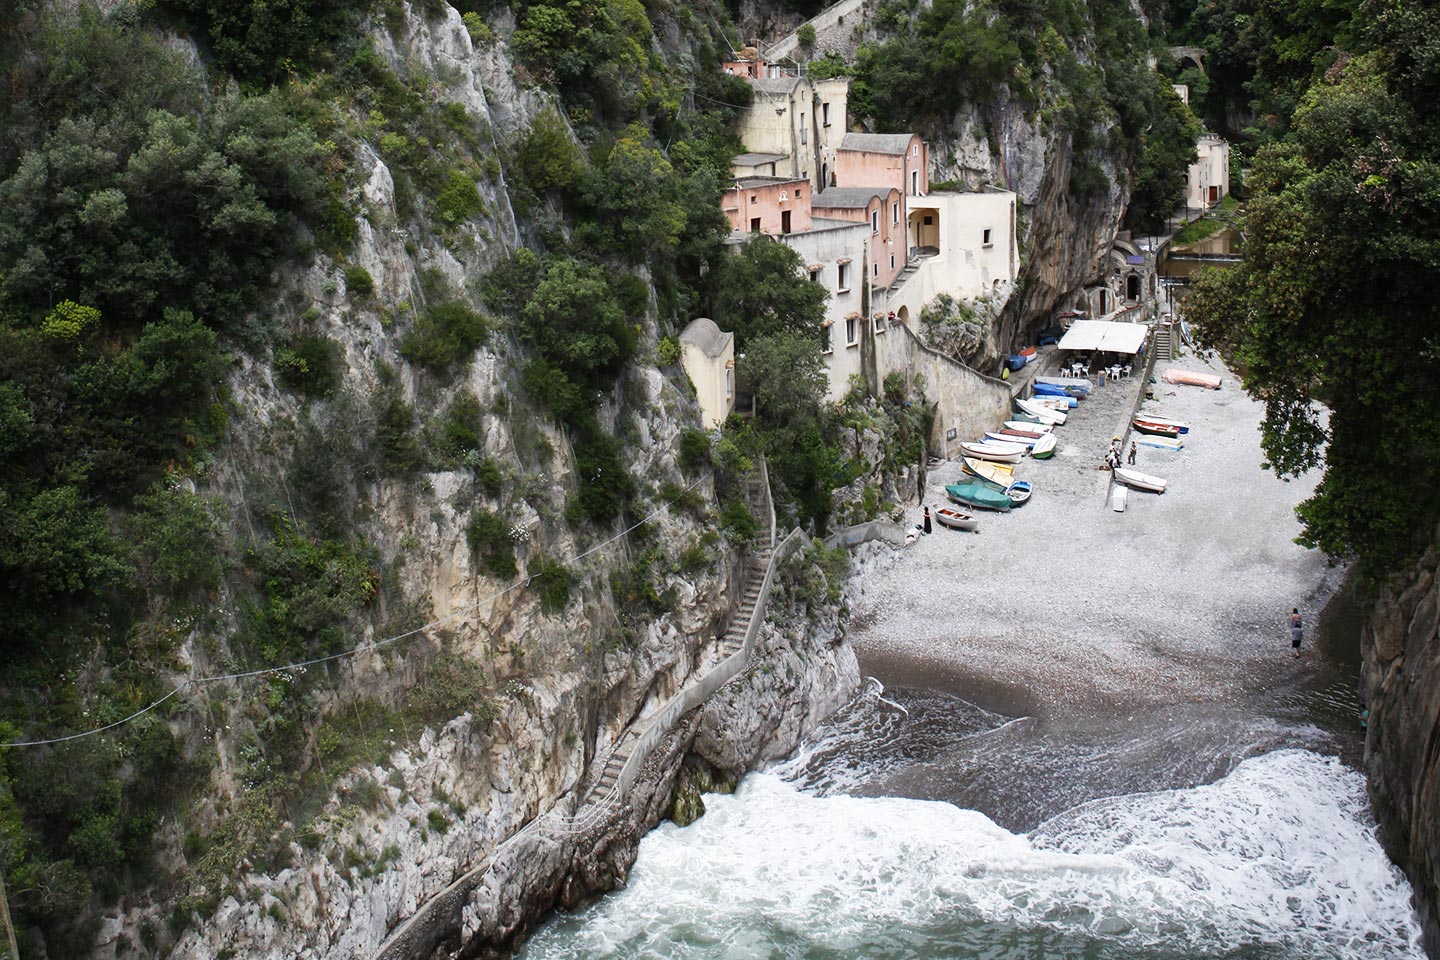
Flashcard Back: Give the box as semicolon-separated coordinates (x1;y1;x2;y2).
946;482;1013;512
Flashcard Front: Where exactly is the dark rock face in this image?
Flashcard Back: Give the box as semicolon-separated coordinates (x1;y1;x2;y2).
1363;540;1440;955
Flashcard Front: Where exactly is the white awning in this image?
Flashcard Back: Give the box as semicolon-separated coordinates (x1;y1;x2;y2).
1057;319;1149;355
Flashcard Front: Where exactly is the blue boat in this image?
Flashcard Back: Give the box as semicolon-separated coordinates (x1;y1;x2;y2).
1032;382;1083;402
1006;480;1033;507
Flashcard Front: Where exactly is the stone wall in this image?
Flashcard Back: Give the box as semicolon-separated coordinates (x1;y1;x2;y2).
1363;535;1440;955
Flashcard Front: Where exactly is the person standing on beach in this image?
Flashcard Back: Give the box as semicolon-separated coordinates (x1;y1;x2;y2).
1289;608;1303;658
1128;441;1137;465
922;505;932;534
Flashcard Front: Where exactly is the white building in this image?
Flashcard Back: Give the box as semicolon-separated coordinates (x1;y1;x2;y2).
678;318;735;428
1186;132;1230;211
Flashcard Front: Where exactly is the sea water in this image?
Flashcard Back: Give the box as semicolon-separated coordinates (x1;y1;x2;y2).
518;679;1422;960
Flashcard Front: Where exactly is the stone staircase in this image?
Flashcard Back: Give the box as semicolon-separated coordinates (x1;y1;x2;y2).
588;473;777;804
1152;324;1174;362
890;257;922;291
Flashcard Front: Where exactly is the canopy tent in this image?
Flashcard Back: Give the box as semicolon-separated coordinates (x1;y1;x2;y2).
1056;319;1149;355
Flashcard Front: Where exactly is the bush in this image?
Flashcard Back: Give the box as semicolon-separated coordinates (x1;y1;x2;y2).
656;335;680;366
276;335;343;397
400;301;489;372
435;392;483;462
798;24;816;49
466;509;516;579
434;170;483;224
678;427;712;473
473;457;504;498
343;265;374;299
374;379;425;477
721;498;760;543
527;555;572;613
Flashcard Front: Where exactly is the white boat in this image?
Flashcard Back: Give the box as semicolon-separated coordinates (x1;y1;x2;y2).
1003;420;1053;434
934;507;978;531
1030;433;1057;459
1112;467;1168;493
1027;395;1076;410
985;431;1037;449
1111;485;1128;512
1015;398;1067;425
1135;435;1184;451
961;441;1026;463
1034;375;1092;392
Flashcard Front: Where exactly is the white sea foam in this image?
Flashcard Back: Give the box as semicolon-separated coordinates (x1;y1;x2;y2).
519;750;1421;959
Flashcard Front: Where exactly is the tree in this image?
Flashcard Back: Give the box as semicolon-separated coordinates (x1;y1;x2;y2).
1124;81;1201;231
1185;51;1440;576
706;235;826;344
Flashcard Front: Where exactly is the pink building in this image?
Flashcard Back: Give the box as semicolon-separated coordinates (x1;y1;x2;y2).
834;133;928;198
721;177;814;236
811;186;905;289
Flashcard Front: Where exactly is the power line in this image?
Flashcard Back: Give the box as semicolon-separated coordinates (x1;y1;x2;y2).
1;471;714;749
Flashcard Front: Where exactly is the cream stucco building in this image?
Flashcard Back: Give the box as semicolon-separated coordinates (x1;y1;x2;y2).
679;318;735;428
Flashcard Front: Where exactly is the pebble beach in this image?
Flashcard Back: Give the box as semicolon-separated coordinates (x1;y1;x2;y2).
848;350;1345;719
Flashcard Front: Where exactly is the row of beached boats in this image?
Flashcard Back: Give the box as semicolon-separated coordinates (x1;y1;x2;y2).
939;381;1088;522
1112;414;1193;494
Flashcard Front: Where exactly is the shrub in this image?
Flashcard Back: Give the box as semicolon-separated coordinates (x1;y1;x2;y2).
798;24;816;49
343;264;374;299
721;498;760;543
466;509;516;579
400;301;489;372
656;335;680;366
678;427;711;473
435;392;483;462
527;555;572;613
434;170;483;224
276;335;343;397
374;380;425;477
473;457;504;498
461;11;494;45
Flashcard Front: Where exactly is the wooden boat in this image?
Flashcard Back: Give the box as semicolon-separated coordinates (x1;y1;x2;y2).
985;432;1037;449
1006;480;1033;506
1030;433;1057;459
1162;368;1222;390
962;440;1026;462
1004;420;1052;434
1032;382;1077;400
1131;417;1182;438
1133;414;1190;434
934;507;978;531
1112;466;1168;493
1134;435;1184;451
1111;485;1128;512
1015;398;1067;425
1029;392;1078;409
1010;413;1054;428
946;482;1012;512
962;457;1016;488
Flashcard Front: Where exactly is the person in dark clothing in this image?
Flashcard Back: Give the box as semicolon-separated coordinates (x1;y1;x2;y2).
1289;608;1303;657
922;505;932;534
1128;441;1137;465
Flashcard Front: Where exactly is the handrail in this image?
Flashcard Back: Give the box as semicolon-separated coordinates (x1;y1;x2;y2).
758;457;776;549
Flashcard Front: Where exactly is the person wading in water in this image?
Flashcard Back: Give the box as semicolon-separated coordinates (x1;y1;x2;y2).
1289;608;1303;658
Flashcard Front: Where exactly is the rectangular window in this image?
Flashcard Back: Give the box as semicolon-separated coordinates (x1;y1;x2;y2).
782;210;792;234
751;217;762;232
892;201;899;224
911;170;919;194
871;210;879;233
725;368;733;399
912;143;919;156
872;262;878;278
874;313;887;333
822;103;830;127
889;253;896;270
837;262;850;291
846;316;858;346
983;228;993;246
809;268;821;283
821;324;832;353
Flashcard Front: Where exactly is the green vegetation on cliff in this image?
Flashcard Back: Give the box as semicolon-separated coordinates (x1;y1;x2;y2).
1185;11;1440;576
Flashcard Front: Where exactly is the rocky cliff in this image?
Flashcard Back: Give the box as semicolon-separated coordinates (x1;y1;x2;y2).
1363;532;1440;955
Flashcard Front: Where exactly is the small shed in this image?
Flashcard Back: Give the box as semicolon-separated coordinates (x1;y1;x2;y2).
679;318;735;428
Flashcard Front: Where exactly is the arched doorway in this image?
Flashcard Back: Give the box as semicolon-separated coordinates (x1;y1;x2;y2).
897;305;910;326
1126;274;1140;301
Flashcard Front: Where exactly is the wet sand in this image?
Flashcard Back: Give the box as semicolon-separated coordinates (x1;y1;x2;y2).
849;351;1344;721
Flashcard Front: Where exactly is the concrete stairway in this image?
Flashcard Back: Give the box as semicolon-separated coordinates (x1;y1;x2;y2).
1153;325;1173;362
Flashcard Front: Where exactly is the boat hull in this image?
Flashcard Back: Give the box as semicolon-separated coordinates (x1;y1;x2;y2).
961;441;1026;463
946;483;1012;512
1162;368;1222;390
935;508;978;531
1113;467;1168;493
1030;434;1057;459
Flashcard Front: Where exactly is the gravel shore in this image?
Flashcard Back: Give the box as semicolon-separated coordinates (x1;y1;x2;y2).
849;350;1344;719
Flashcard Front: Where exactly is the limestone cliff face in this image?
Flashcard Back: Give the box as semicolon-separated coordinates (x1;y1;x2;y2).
1363;533;1440;955
927;99;1129;360
79;4;859;958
